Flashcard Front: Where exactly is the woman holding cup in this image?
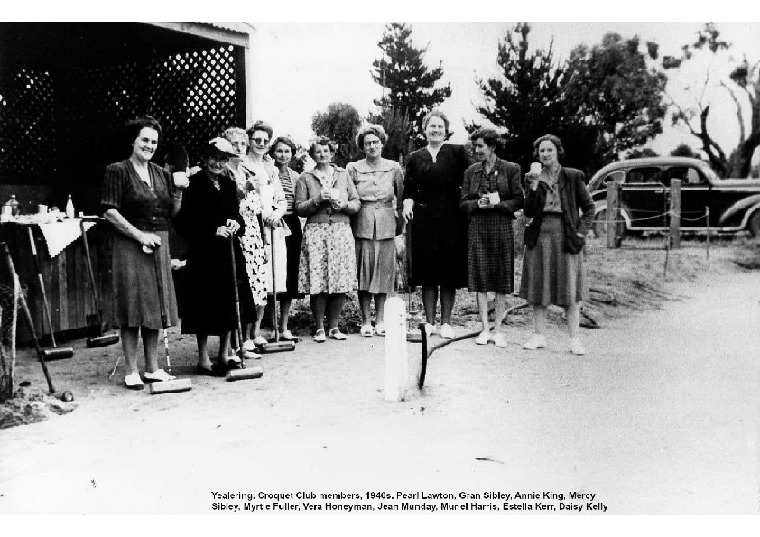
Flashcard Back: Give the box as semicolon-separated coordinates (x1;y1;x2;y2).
460;128;523;348
519;134;594;355
101;115;188;389
295;137;360;342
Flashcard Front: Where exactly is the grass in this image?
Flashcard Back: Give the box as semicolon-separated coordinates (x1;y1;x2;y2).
284;230;758;336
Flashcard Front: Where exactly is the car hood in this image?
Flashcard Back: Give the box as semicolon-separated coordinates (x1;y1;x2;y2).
713;178;760;188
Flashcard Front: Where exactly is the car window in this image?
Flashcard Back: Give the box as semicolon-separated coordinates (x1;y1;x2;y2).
626;167;662;184
662;166;707;186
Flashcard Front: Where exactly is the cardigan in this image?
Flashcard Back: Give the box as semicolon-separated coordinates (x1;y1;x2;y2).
460;158;524;218
294;165;360;225
523;166;595;254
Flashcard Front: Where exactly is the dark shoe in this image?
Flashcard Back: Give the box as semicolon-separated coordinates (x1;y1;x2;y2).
196;364;224;377
226;359;242;370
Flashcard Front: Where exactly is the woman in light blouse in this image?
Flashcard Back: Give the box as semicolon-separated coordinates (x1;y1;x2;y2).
346;124;403;337
269;135;304;340
245;120;287;345
295;137;360;342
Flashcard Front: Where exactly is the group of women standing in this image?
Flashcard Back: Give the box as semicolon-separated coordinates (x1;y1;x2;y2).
102;110;594;390
403;111;594;355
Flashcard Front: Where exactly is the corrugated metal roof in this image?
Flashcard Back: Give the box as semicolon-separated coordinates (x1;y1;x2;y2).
200;22;254;35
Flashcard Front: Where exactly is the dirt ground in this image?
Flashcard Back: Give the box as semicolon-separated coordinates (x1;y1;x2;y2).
1;239;759;518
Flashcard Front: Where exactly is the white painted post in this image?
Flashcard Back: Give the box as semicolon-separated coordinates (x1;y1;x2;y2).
384;296;409;402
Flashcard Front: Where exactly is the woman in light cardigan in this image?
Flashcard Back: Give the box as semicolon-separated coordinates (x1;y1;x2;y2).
295;136;360;342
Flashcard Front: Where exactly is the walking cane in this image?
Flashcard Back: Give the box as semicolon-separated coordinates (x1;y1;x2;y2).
147;247;191;394
257;225;295;353
226;234;263;381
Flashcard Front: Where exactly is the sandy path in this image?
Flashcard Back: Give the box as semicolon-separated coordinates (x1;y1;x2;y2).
1;269;758;514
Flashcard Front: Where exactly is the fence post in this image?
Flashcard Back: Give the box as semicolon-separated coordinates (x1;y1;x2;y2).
606;180;619;248
705;206;710;261
669;179;681;249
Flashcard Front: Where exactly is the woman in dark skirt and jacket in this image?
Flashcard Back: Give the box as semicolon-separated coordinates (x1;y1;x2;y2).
460;128;524;348
101;116;189;390
519;134;594;355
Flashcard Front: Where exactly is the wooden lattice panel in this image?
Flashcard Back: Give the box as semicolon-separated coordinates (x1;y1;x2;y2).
0;68;56;182
149;45;238;164
0;43;240;189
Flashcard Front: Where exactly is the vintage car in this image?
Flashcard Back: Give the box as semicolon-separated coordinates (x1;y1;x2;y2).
587;157;760;237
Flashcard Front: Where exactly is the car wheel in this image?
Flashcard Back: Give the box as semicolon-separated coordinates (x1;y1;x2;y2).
748;210;760;238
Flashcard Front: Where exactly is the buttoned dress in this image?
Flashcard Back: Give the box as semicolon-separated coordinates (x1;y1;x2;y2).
403;144;469;289
347;158;403;294
100;160;179;329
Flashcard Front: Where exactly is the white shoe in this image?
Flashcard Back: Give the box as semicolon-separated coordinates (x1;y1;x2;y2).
492;332;508;348
143;369;176;382
569;338;586;356
424;323;436;337
439;323;454;339
242;339;257;352
523;334;547;350
475;331;490;345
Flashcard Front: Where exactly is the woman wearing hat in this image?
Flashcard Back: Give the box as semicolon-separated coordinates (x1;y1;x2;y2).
174;137;251;374
101;115;189;390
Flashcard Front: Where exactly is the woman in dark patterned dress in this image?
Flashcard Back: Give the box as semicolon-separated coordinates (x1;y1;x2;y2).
519;134;594;356
101;116;189;390
460;128;524;348
401;109;469;340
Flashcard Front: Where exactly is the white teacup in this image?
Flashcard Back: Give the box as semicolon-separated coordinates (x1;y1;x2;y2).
487;192;500;205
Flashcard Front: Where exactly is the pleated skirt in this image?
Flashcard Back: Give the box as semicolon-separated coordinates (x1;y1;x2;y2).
108;230;178;329
519;215;587;307
468;212;515;293
356;237;396;294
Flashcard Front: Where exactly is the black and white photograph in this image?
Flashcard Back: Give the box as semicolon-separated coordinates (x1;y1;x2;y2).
1;7;759;531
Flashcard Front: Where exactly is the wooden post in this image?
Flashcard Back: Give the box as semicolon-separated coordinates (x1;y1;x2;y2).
384;296;409;402
606;180;619;249
705;206;710;261
669;179;681;249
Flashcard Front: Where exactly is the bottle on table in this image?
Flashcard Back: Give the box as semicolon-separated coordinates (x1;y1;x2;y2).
65;194;75;218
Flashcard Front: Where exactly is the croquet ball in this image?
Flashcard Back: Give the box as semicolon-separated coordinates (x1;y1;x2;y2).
61;391;74;402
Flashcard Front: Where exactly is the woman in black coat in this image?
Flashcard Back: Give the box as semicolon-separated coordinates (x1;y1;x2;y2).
174;138;250;374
